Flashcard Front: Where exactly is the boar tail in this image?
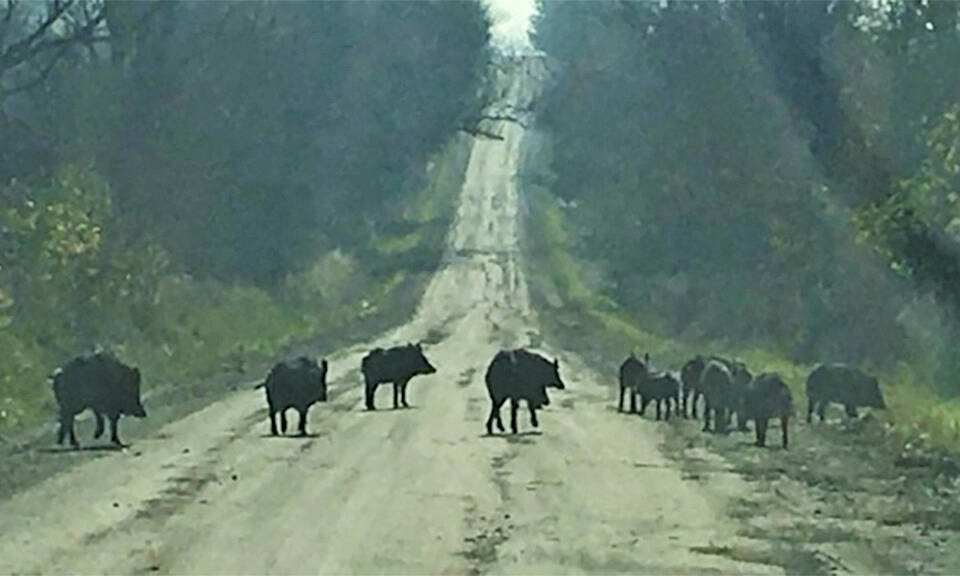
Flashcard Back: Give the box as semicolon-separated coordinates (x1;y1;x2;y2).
254;382;266;390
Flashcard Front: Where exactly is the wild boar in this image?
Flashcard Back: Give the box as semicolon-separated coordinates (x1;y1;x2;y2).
806;364;885;423
485;348;566;435
362;343;436;410
256;357;328;436
639;370;680;421
52;352;146;449
680;355;706;418
700;359;735;433
744;372;794;449
722;358;753;432
618;352;648;413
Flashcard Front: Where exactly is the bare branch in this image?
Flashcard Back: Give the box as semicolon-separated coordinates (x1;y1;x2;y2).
2;0;15;26
1;0;75;65
0;0;107;100
0;0;18;50
458;125;505;141
0;39;70;99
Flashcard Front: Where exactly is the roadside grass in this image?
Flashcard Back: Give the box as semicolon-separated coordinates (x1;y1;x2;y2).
522;183;960;458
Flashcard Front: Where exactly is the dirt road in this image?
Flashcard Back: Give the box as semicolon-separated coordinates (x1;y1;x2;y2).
0;65;780;575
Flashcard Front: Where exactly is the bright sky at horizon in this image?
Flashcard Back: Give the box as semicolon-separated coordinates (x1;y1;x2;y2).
484;0;538;49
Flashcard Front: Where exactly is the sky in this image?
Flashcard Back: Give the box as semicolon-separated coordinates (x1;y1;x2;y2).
484;0;537;50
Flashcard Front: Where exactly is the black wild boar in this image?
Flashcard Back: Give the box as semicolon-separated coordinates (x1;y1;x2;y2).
618;352;648;413
806;364;885;423
744;372;794;449
638;370;680;421
680;355;706;418
700;359;738;433
722;358;753;432
255;357;329;436
52;352;146;449
362;342;436;410
682;355;751;425
485;348;566;435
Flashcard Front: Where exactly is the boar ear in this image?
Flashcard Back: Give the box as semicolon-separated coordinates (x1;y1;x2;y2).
643;352;650;363
416;342;423;351
553;358;559;369
133;367;141;381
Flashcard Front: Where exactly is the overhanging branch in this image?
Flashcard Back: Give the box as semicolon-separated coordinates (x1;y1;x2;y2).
0;0;106;101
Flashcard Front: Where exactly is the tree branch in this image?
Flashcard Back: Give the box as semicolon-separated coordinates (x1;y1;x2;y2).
0;0;18;53
0;0;107;100
0;0;75;69
0;39;70;99
458;125;505;141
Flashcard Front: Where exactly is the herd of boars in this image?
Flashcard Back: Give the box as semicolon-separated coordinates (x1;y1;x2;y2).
47;344;565;448
47;342;884;450
620;352;887;449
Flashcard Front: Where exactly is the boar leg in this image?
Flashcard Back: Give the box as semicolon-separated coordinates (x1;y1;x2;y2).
364;378;377;411
844;404;858;419
68;419;79;449
716;408;728;434
780;416;789;449
108;412;123;447
755;418;767;447
486;397;505;435
56;416;66;445
58;412;79;448
280;410;289;434
93;411;105;439
529;403;539;428
639;394;650;416
702;400;712;432
692;391;701;419
665;398;672;421
392;381;400;410
806;397;814;423
629;388;637;413
655;399;662;421
269;409;279;436
400;378;411;408
817;402;826;422
510;398;519;434
618;386;625;412
297;408;308;436
736;410;749;432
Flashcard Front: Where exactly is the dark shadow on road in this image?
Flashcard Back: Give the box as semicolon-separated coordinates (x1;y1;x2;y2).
37;444;126;454
479;430;543;439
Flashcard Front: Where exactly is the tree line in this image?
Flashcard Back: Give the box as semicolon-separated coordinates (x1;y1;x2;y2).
533;0;960;391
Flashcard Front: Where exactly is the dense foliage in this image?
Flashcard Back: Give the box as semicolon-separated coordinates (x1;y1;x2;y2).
533;1;960;389
0;0;490;430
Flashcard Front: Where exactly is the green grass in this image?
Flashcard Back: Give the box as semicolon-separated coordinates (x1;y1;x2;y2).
376;233;422;256
524;184;960;457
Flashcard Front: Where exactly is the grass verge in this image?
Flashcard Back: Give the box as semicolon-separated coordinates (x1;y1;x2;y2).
521;182;960;461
